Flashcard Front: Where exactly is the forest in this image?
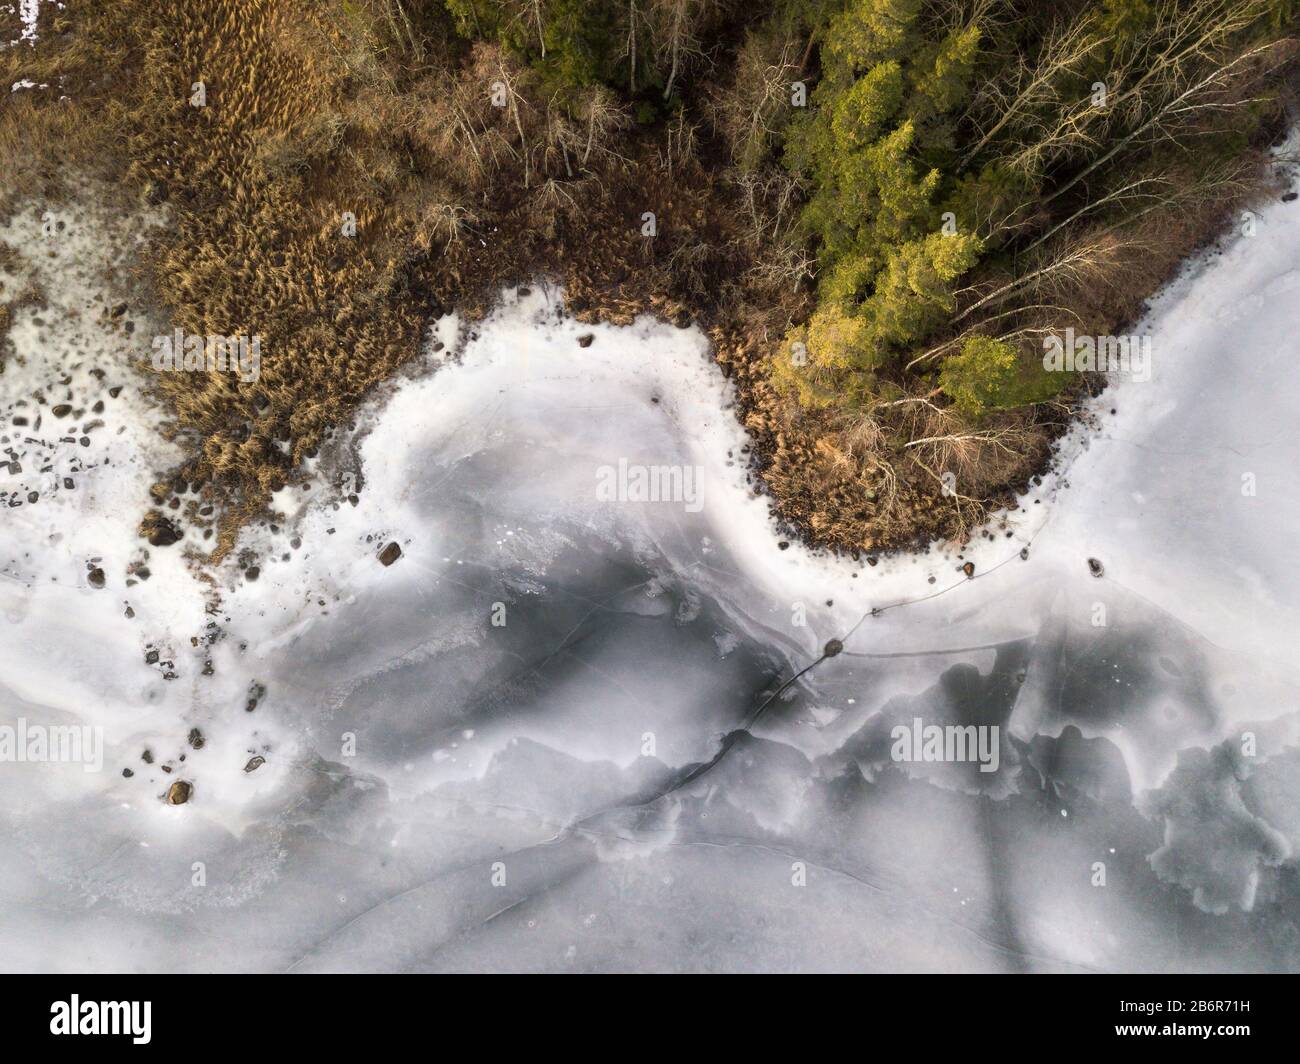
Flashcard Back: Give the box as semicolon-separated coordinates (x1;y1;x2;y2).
2;0;1296;554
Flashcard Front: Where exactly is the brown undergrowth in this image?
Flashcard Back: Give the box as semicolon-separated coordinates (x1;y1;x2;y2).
0;1;1293;560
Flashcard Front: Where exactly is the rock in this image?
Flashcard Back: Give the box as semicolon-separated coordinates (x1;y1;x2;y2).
244;565;260;581
187;727;205;750
122;768;133;778
823;638;844;658
378;541;402;566
141;748;154;764
577;333;594;348
166;780;192;805
1019;547;1029;560
87;567;106;589
1283;192;1298;203
145;649;159;665
962;561;975;578
144;514;182;546
1087;557;1104;578
243;756;265;773
245;681;266;713
110;302;128;318
51;404;72;418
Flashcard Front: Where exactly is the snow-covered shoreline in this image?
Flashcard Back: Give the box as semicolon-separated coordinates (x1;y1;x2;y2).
1;132;1298;969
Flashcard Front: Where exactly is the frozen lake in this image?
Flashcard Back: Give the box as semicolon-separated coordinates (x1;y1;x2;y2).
1;147;1298;972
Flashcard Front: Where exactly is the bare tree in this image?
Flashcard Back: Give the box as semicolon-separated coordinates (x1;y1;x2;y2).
708;31;801;170
650;0;714;101
953;232;1135;324
617;0;655;93
959;7;1105;169
1044;36;1294;206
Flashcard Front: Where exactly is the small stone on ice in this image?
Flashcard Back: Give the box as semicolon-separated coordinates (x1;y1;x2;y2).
378;541;402;566
145;515;182;547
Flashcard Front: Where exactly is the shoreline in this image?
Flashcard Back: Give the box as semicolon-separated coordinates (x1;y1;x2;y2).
2;5;1295;570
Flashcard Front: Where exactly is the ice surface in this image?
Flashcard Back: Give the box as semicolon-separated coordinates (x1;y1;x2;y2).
0;142;1298;971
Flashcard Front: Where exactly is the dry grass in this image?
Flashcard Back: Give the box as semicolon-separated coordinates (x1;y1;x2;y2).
0;0;784;557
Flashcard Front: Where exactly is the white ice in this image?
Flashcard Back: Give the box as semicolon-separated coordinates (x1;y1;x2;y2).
0;136;1297;971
